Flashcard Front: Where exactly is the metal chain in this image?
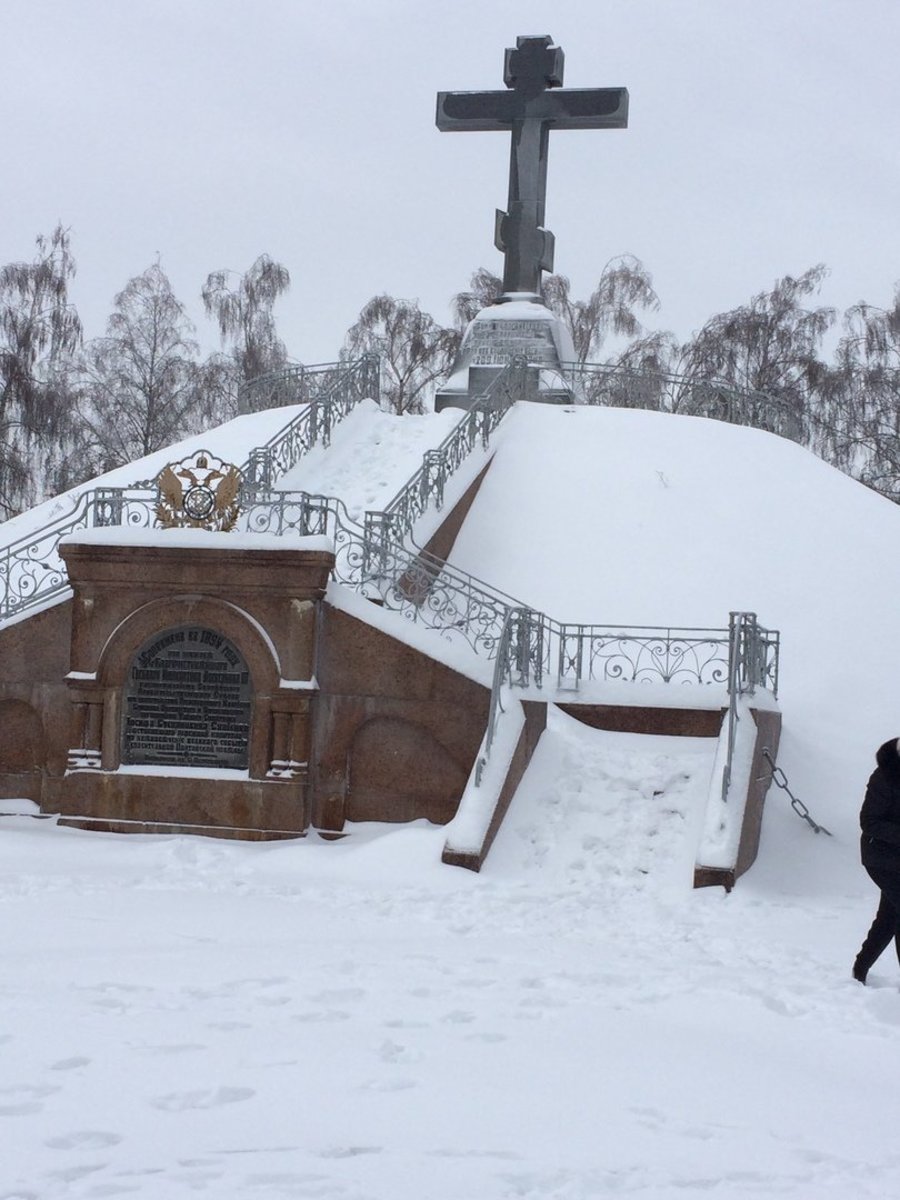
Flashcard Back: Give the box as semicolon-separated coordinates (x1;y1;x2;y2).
761;748;832;836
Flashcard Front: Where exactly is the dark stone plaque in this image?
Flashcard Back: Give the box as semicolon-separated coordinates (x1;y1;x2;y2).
122;627;251;770
466;317;559;367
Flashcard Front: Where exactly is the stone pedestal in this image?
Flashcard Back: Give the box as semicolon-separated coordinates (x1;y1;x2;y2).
435;293;577;411
0;529;495;844
50;529;335;838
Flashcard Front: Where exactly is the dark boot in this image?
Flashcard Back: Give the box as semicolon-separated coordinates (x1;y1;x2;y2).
854;893;899;984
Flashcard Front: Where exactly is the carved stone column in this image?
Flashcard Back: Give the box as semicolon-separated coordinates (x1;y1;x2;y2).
67;694;104;771
267;695;311;780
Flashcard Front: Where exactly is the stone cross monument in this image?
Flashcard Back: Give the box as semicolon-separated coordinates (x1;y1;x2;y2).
434;35;629;410
437;34;628;295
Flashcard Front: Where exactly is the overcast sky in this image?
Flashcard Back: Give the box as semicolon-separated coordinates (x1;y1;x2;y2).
4;0;900;363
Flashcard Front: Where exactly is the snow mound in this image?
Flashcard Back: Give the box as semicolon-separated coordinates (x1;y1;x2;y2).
448;403;900;878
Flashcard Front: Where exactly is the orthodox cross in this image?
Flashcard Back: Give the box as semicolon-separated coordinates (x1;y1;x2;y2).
436;35;628;295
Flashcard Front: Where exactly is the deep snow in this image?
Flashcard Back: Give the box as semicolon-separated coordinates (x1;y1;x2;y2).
448;403;900;892
2;400;899;1198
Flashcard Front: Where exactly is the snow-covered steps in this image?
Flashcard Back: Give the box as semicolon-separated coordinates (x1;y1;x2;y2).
276;401;465;524
485;709;721;895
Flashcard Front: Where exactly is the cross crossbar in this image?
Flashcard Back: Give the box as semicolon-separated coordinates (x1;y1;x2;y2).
436;35;628;293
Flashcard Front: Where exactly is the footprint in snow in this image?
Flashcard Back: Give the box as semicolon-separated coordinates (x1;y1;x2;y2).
309;987;366;1004
378;1039;422;1064
46;1163;106;1184
291;1010;350;1023
45;1131;122;1150
135;1043;206;1055
359;1077;417;1092
150;1087;255;1111
317;1146;383;1159
440;1010;475;1024
0;1083;60;1116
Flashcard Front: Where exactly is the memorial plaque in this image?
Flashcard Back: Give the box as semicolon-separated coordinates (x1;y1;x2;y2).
467;318;559;367
122;627;251;770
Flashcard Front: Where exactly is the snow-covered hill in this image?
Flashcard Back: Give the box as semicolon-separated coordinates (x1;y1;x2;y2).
2;400;898;1198
447;403;900;891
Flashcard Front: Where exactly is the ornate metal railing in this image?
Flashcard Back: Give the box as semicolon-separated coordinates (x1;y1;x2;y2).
0;485;166;621
244;489;522;660
373;358;526;546
0;459;781;814
553;362;807;444
0;357;380;623
721;611;780;800
468;600;779;797
482;607;777;695
241;354;380;491
0;345;782;802
241;490;780;709
237;354;380;416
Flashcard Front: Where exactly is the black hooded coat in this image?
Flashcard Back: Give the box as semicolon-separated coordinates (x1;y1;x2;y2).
861;739;900;883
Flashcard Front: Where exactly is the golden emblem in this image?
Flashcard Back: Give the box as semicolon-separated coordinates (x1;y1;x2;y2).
155;451;242;531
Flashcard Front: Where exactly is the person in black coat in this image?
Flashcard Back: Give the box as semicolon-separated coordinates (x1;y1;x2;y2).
854;737;900;983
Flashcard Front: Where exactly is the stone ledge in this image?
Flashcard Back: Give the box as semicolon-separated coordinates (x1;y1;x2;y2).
57;815;306;842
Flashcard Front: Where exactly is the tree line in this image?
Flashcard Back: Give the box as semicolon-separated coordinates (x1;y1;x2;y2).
0;226;291;518
2;224;900;518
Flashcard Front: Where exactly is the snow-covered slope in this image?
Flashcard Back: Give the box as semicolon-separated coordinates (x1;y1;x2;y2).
447;403;900;886
277;400;461;522
0;406;305;549
2;401;899;1197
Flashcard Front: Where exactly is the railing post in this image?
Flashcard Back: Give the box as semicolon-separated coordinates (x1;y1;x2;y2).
723;610;762;802
362;511;399;583
422;449;446;510
727;611;748;695
556;623;584;689
245;448;273;494
321;396;334;447
362;353;380;404
93;489;123;528
508;607;545;689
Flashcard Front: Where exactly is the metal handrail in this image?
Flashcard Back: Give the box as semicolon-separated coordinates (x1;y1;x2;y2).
241;354;379;491
239;488;780;706
0;357;380;622
236;355;380;415
0;349;782;785
554;361;807;443
720;611;779;800
378;358;526;544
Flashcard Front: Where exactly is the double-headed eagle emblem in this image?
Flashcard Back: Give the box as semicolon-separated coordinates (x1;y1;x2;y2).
155;450;242;532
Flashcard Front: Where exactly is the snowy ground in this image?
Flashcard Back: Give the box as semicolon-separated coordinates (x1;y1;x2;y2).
3;400;900;1196
1;711;895;1198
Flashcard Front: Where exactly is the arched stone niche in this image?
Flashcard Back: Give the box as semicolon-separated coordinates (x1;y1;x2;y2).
347;716;468;825
0;699;45;773
121;626;252;770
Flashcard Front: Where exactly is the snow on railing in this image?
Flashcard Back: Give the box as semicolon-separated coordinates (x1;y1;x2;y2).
236;354;379;416
242;355;379;492
0;346;782;806
374;359;526;545
556;361;807;443
0;357;379;623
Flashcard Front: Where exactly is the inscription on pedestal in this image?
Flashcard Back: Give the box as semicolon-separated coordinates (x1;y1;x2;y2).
122;627;251;769
467;318;559;367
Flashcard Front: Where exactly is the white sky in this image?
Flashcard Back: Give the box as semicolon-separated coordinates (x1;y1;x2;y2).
4;0;900;361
